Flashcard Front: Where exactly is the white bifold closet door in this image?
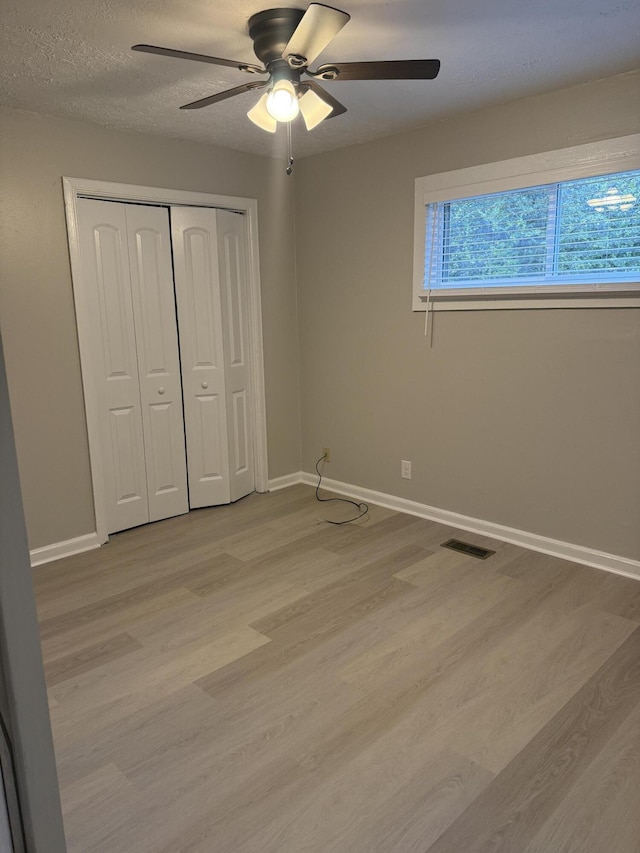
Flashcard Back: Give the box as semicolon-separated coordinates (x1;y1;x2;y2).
77;198;189;533
171;207;254;508
77;198;254;535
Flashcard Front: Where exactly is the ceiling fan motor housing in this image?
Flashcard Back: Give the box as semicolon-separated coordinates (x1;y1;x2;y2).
248;8;305;66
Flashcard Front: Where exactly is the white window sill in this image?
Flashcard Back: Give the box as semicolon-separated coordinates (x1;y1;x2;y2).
413;294;640;311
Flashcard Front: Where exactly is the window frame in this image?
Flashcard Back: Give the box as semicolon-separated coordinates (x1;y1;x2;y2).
412;133;640;311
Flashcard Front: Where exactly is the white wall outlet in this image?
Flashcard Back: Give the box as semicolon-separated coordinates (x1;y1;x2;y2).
401;460;412;479
322;447;331;463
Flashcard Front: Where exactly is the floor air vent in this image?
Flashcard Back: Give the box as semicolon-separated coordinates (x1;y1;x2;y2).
441;539;495;560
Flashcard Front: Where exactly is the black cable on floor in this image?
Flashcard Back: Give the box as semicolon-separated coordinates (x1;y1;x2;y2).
315;454;369;525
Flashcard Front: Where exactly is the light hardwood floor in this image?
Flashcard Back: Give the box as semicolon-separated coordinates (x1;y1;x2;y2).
33;485;640;852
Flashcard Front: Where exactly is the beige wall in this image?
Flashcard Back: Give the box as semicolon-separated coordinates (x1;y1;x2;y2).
295;71;640;560
0;107;300;549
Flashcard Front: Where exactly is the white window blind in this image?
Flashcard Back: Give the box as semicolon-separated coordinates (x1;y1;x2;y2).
424;169;640;296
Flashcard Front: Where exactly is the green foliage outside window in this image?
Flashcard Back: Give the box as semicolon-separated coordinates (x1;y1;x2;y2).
558;175;640;273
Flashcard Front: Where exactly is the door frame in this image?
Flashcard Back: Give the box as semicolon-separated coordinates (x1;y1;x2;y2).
63;176;269;545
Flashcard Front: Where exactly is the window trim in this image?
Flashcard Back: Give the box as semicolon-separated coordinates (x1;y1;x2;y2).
413;133;640;311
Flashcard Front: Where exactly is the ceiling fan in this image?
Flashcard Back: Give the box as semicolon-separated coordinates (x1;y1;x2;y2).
132;3;440;133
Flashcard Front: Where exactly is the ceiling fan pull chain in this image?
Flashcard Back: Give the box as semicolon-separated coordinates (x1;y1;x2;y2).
286;121;294;176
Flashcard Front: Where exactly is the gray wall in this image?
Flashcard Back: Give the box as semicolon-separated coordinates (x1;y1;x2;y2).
0;108;301;549
295;71;640;560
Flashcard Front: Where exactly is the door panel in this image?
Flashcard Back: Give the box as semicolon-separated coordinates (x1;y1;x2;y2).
217;211;254;502
109;405;147;509
77;199;149;533
186;231;220;368
125;205;189;523
171;208;231;507
195;393;227;482
231;390;249;475
147;401;182;493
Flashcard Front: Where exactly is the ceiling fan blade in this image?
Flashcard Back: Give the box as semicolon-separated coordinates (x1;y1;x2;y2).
314;59;441;81
180;80;268;110
284;4;350;66
303;80;347;119
132;44;265;74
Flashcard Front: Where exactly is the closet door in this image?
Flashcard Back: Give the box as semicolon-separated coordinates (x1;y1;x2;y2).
171;207;255;508
77;199;189;533
77;198;149;533
171;207;231;507
125;204;189;523
217;210;254;502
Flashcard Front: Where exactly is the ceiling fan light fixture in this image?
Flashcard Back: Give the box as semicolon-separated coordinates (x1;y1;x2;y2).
298;88;333;130
247;93;277;132
265;79;300;122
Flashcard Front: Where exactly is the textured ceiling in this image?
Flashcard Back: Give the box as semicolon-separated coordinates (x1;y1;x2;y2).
1;0;639;158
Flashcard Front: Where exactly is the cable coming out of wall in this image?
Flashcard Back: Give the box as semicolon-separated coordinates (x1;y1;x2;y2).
314;453;369;524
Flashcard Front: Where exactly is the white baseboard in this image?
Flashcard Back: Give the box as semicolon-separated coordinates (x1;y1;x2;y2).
30;479;640;582
268;472;304;492
300;472;640;582
30;532;101;567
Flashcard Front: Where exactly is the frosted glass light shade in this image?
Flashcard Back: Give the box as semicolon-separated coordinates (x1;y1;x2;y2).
266;80;300;122
298;88;333;130
247;93;277;133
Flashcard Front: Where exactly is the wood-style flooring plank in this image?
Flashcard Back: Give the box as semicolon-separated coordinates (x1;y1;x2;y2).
44;631;143;686
425;626;640;853
386;605;636;778
37;552;243;639
251;544;429;638
61;763;147;853
197;546;428;697
40;588;201;660
242;749;493;853
522;698;640;853
54;683;219;788
48;625;271;745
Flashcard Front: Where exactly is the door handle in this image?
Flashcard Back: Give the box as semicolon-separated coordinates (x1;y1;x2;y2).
158;387;165;395
201;381;209;389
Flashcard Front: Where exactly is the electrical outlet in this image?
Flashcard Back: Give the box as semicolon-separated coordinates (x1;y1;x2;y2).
401;460;412;479
322;447;331;463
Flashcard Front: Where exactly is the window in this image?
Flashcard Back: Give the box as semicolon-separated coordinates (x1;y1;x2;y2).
413;135;640;310
427;171;639;290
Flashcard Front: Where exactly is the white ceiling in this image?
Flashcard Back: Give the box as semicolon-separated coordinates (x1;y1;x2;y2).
1;0;639;159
